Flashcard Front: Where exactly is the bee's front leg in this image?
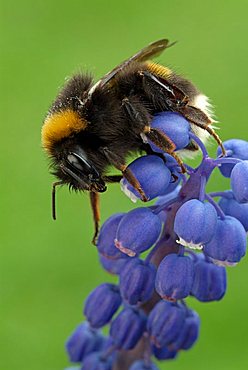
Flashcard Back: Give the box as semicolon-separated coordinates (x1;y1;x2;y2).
143;127;186;174
100;146;148;202
89;191;100;245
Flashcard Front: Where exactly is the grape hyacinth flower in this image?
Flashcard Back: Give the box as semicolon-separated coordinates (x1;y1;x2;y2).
174;199;218;249
191;255;227;301
66;322;105;363
119;258;156;305
64;112;247;370
218;191;248;231
84;283;122;328
155;252;194;301
121;155;172;202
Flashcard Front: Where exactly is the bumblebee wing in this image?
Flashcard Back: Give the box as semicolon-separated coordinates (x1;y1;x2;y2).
100;39;172;85
87;39;174;98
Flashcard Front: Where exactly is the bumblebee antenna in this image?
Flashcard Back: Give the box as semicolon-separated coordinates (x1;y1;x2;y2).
52;181;63;220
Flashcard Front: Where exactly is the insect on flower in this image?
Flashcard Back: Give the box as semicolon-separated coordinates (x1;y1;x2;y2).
41;39;225;243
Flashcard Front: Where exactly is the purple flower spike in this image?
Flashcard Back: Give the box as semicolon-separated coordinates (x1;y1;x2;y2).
155;254;194;301
147;301;186;348
129;360;159;370
174;199;218;250
115;207;162;257
121;155;172;201
219;194;248;231
81;351;114;370
148;112;190;152
217;139;248;177
110;307;147;350
97;213;126;259
191;259;226;301
119;258;156;305
84;283;122;328
151;344;178;360
231;161;248;203
66;322;104;363
204;216;247;266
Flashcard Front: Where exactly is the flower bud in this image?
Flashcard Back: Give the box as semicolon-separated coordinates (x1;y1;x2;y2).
110;307;147;350
66;322;104;363
219;193;248;231
82;351;114;370
155;254;194;301
172;310;200;351
191;258;226;302
151;344;178;360
217;139;248;177
231;161;248;203
147;301;185;348
174;199;218;249
121;155;172;201
149;112;190;152
84;284;122;328
115;207;162;256
129;360;159;370
119;258;156;305
97;213;126;259
204;216;247;265
99;254;129;275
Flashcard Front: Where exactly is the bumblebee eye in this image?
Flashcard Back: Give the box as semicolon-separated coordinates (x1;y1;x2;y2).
67;153;90;171
67;152;100;180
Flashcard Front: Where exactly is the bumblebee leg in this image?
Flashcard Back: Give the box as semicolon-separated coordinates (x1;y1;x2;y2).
122;167;149;201
178;105;226;156
90;191;100;245
122;97;151;133
145;127;186;173
185;140;199;152
103;175;123;183
141;143;167;163
100;147;148;201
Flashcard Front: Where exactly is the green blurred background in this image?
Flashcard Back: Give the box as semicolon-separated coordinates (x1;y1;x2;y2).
1;0;248;369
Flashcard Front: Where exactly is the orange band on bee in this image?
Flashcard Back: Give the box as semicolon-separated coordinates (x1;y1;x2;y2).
145;62;172;79
41;109;87;153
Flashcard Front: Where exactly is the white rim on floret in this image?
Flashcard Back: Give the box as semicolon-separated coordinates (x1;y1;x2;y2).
209;257;237;267
176;237;203;250
120;179;139;203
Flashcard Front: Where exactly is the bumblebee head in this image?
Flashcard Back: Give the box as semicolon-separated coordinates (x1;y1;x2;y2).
54;144;107;193
42;108;106;193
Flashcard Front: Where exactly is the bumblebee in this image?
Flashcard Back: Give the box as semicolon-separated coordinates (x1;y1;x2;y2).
42;39;224;243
